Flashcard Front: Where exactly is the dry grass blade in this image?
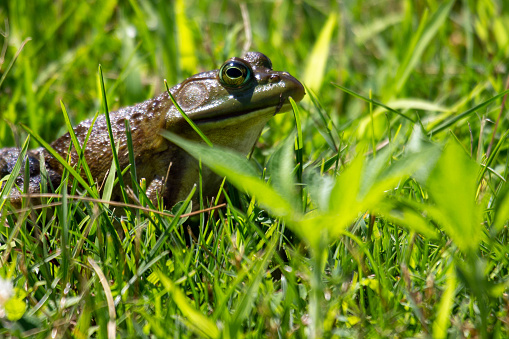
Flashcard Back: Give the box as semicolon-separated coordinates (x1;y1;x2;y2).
10;193;226;218
88;258;116;339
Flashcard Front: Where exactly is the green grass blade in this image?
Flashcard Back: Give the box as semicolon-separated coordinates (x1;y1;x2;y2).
290;97;304;201
0;38;31;89
60;100;95;187
147;185;195;260
0;136;29;210
427;89;509;135
98;65;129;205
305;86;340;148
477;129;509;187
303;13;336;92
394;0;454;94
378;200;440;240
20;124;98;199
124;119;139;197
211;267;250;321
354;14;403;44
230;239;277;335
60;179;70;285
267;134;298;210
164;80;212;147
432;263;456;338
175;0;197;74
101;156;117;208
157;271;219;339
382;98;451;113
332;83;415;122
369;89;376;156
290;97;303;152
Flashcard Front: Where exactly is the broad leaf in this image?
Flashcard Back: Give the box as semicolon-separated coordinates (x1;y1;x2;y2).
426;142;484;253
161;131;298;219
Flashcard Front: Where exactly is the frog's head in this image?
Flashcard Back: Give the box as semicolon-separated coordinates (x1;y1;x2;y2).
165;52;305;152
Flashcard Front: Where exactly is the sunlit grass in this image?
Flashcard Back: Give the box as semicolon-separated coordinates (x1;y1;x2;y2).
1;0;509;337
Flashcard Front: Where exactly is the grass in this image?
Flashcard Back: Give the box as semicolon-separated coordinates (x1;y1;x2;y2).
1;0;509;337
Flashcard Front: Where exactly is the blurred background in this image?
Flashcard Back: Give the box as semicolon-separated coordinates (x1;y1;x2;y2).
0;0;508;161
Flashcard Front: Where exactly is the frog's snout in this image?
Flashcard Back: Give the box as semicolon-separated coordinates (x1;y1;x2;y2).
285;73;306;103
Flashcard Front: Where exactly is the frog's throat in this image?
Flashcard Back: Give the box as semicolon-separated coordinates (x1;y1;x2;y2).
193;102;293;126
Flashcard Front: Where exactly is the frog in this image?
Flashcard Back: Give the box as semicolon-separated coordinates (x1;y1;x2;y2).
0;52;305;209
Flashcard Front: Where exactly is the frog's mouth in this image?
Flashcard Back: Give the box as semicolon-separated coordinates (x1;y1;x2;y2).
274;93;293;114
193;103;291;125
193;94;298;125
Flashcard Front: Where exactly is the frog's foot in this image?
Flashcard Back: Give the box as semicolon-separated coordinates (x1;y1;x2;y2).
144;175;165;207
0;147;61;208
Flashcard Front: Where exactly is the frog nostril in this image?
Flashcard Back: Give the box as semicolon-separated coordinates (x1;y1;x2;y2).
269;74;280;83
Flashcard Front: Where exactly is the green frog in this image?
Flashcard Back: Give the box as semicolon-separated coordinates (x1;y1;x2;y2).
0;52;305;208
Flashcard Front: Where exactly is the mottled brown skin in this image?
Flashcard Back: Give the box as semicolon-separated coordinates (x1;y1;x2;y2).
1;52;305;208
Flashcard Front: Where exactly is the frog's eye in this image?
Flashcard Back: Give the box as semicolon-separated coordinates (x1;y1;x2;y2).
218;60;252;88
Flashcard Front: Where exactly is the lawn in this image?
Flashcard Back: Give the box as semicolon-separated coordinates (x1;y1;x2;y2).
1;0;509;337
